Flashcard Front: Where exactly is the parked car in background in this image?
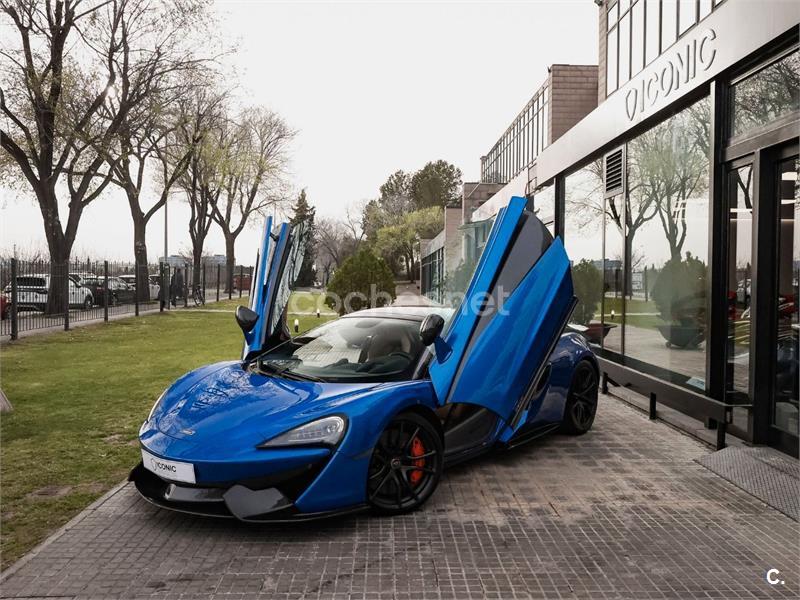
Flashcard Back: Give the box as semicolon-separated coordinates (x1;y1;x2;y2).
82;276;136;306
232;272;251;291
118;274;160;299
2;275;94;311
69;272;95;287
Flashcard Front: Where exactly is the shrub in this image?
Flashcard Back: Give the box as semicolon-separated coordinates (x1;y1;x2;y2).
325;249;396;315
650;253;707;325
571;259;603;325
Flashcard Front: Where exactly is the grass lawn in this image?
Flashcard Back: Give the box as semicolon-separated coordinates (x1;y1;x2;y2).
603;296;663;330
200;292;337;335
0;292;338;569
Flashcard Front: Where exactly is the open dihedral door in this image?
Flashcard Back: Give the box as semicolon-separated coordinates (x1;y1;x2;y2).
242;218;309;359
428;195;574;428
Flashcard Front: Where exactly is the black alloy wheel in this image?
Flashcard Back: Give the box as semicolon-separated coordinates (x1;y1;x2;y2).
83;296;92;311
560;360;599;435
367;412;443;515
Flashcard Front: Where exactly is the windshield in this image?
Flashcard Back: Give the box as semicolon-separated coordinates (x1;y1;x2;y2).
252;316;424;383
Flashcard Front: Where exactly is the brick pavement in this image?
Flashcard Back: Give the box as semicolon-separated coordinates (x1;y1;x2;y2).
1;395;797;599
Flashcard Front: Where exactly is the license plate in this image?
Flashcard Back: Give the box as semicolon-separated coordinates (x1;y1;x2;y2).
141;448;196;484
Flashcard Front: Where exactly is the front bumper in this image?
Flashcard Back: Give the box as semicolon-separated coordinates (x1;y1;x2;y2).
129;454;368;522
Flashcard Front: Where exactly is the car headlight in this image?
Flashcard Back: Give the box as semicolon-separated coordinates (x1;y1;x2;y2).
258;416;346;448
147;391;166;422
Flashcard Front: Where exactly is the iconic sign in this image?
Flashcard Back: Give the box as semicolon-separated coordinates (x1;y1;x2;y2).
625;29;717;121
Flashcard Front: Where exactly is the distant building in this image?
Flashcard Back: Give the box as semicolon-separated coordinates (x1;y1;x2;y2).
159;254;226;268
159;255;187;268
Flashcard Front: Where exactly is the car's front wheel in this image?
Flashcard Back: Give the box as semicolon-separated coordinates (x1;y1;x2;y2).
367;412;443;516
560;360;599;435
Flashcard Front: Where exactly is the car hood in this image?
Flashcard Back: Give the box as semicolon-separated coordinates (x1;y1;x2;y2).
152;361;381;447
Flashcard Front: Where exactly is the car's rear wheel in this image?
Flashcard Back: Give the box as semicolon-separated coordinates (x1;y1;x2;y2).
367;412;443;515
560;360;599;435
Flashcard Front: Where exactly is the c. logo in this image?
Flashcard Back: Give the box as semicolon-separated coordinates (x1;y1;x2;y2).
766;569;783;585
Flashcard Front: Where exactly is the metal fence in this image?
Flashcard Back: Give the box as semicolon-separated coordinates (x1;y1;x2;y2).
0;258;254;339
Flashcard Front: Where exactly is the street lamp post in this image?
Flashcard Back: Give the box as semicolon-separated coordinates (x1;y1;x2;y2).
164;195;168;267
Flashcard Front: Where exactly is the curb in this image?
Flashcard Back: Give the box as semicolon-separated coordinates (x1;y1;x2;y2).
0;481;130;583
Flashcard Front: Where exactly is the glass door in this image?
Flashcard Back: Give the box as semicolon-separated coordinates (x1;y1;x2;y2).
772;153;799;441
725;161;754;433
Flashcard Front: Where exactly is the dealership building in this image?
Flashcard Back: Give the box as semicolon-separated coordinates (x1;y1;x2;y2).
420;0;799;455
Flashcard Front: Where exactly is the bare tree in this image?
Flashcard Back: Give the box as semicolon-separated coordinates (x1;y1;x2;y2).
315;216;361;286
175;88;227;289
632;101;709;261
1;0;118;312
102;6;215;299
0;0;211;312
209;107;294;292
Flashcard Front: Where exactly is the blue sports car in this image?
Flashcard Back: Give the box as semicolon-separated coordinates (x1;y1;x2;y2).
131;196;599;521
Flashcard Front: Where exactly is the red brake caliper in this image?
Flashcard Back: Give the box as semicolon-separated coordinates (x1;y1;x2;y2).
409;437;426;486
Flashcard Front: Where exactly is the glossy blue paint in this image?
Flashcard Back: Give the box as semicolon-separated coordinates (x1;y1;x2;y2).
134;204;596;520
244;221;291;357
294;381;439;512
443;239;572;424
243;216;274;357
429;196;526;404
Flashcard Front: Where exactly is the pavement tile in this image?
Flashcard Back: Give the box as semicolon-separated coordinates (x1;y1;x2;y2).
1;395;798;599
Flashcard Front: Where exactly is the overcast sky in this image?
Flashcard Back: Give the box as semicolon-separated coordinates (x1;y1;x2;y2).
0;0;598;262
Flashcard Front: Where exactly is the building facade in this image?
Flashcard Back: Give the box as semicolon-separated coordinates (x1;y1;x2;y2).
421;0;800;456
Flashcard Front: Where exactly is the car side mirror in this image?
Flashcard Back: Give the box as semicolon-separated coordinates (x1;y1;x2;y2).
235;305;259;333
419;314;445;346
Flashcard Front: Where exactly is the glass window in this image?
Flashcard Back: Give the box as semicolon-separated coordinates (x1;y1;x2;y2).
699;0;712;19
729;50;800;139
623;96;711;390
619;13;631;87
445;217;496;306
631;0;644;77
608;1;619;30
645;0;660;65
773;156;799;435
604;195;625;352
564;161;605;348
607;26;618;95
533;183;556;234
661;0;677;51
726;164;753;402
541;100;548;149
678;0;697;35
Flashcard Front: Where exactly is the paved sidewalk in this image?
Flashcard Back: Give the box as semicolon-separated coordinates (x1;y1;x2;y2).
1;396;797;600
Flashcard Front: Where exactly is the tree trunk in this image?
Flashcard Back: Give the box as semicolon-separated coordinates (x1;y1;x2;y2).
624;231;634;298
192;247;203;289
224;234;236;293
132;214;151;302
38;185;72;316
45;231;71;316
406;253;415;281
